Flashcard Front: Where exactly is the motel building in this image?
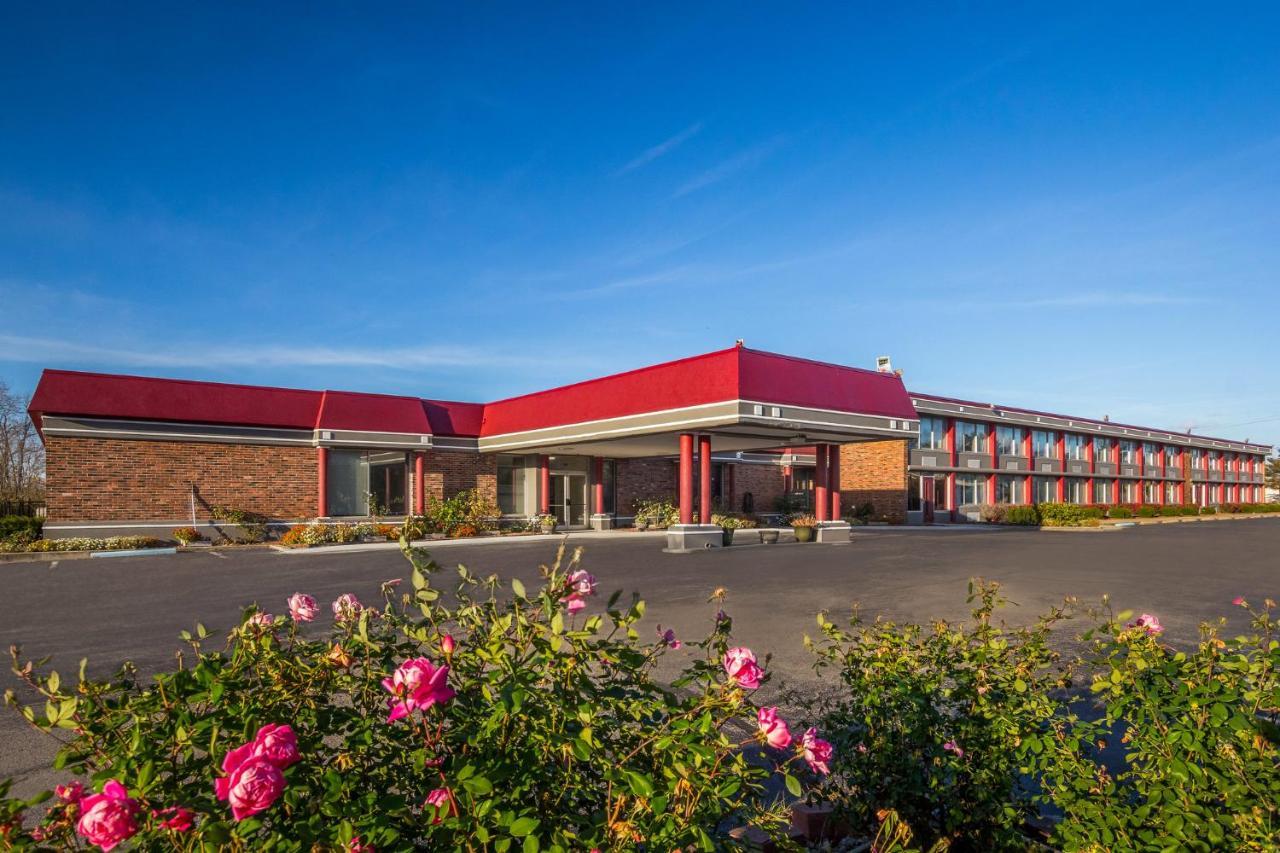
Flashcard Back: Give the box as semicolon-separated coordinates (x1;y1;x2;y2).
27;344;1271;549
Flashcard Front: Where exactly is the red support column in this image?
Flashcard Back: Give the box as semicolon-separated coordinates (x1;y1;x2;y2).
678;434;694;525
316;447;329;517
814;445;829;522
413;451;426;515
1055;432;1065;502
1023;429;1033;504
829;444;842;521
698;434;713;524
539;455;551;515
593;456;605;516
1086;436;1095;504
946;419;957;520
987;423;997;505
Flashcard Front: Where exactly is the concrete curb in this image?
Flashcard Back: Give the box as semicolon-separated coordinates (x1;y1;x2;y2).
271;530;670;555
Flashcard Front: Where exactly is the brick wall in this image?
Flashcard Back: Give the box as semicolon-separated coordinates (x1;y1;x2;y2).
840;439;908;524
729;462;787;515
420;451;497;504
45;436;318;522
615;458;676;516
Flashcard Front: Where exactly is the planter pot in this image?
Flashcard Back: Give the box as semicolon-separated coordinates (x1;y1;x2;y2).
722;528;735;546
635;520;649;531
760;529;779;545
540;522;557;534
793;525;815;543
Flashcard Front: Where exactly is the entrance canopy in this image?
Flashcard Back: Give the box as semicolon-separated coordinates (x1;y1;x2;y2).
477;345;918;456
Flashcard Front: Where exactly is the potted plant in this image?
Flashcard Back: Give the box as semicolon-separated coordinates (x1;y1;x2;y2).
171;526;203;546
791;514;817;543
634;514;649;531
537;513;558;534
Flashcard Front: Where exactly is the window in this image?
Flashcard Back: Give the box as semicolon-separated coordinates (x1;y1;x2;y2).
1119;480;1137;502
1164;446;1178;468
1065;434;1086;461
1064;478;1087;504
996;425;1024;455
995;475;1024;504
1033;430;1057;458
1120;441;1137;464
956;421;987;453
1143;481;1160;503
1191;448;1205;467
1033;476;1056;503
1164;482;1178;504
497;455;528;515
907;472;921;512
1208;451;1220;471
1143;443;1160;467
1093;436;1112;463
1094;480;1112;503
327;450;407;517
918;417;947;450
954;474;986;506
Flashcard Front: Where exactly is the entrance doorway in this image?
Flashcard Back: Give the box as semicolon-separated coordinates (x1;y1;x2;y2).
550;473;588;527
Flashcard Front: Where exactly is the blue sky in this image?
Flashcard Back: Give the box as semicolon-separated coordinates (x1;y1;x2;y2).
2;4;1278;445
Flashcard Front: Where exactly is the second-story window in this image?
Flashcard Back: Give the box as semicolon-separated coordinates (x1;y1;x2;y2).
918;417;947;450
996;425;1023;455
1164;446;1178;467
1093;435;1112;462
1143;443;1160;467
1033;429;1056;458
1065;434;1086;461
956;420;987;453
1120;440;1137;464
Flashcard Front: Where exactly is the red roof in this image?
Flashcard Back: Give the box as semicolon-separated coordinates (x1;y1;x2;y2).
27;348;918;441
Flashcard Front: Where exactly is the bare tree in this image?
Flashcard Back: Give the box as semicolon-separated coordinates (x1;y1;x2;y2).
0;381;44;507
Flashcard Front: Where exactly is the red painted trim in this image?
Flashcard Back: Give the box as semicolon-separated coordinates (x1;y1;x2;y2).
593;456;605;516
678;434;694;525
814;445;829;522
316;447;329;517
698;435;713;525
414;452;426;515
539;455;550;515
829;444;842;520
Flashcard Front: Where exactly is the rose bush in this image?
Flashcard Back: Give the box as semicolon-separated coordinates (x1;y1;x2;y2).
1;538;827;850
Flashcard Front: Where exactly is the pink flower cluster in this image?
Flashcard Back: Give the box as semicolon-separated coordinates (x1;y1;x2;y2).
332;592;363;621
74;781;139;851
722;647;765;689
1127;613;1164;636
754;704;833;775
802;727;834;775
288;592;319;622
757;706;792;748
214;723;300;820
383;657;456;723
561;569;597;614
425;787;455;824
656;626;682;649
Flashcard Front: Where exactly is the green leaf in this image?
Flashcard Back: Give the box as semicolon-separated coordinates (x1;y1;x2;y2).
784;773;802;797
523;835;540;853
512;578;526;600
510;816;540;837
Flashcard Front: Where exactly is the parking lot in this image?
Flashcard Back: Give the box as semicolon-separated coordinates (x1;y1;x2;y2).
2;519;1276;796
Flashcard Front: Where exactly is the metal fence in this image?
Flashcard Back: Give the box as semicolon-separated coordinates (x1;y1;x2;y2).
0;500;45;517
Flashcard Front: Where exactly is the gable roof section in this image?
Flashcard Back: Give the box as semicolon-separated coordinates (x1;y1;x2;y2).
738;349;918;420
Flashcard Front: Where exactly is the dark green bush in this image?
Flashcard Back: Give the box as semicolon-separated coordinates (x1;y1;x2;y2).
1159;505;1179;516
1035;503;1090;527
1136;506;1159;518
1079;506;1105;520
1200;505;1218;515
0;515;41;541
1003;506;1039;525
1108;506;1133;518
1178;505;1198;516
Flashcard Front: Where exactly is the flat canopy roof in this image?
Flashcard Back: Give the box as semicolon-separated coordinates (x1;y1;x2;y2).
27;345;919;455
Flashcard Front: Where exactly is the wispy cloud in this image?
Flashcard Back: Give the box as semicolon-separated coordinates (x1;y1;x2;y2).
1004;292;1211;309
615;122;704;175
670;137;785;199
0;333;533;371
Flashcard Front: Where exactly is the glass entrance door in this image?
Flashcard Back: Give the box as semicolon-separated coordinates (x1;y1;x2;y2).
550;474;588;527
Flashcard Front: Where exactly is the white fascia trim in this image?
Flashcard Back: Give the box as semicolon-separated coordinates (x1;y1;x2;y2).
42;425;315;445
479;409;741;451
316;429;434;440
480;398;914;451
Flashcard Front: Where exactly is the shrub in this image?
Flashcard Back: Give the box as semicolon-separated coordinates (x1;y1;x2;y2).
854;501;876;522
279;524;309;547
1136;506;1159;518
1079;506;1105;520
330;523;361;544
1200;505;1218;515
1003;505;1039;525
632;497;679;529
1178;504;1198;516
414;489;500;536
210;506;270;543
790;514;818;527
171;526;204;544
1;544;819;849
977;503;1005;523
375;523;399;541
1039;599;1280;851
800;581;1075;849
1159;505;1179;516
449;523;478;538
0;515;41;541
1035;503;1089;527
1108;506;1133;518
712;513;757;530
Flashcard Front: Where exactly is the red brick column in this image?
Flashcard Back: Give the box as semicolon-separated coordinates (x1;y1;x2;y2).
539;455;551;515
678;434;694;525
316;447;329;517
828;444;841;520
814;444;829;522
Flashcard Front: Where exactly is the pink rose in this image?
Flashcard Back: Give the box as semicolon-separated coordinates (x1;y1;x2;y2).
223;756;285;821
568;569;597;597
1127;613;1164;636
288;593;319;622
440;634;456;655
348;836;375;852
757;706;792;749
657;626;682;649
76;780;139;852
153;805;195;832
244;612;274;630
564;595;586;614
943;740;965;758
1233;596;1247;607
56;781;85;803
252;723;301;769
802;727;833;776
723;647;764;690
382;657;456;723
424;787;455;824
332;593;362;621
